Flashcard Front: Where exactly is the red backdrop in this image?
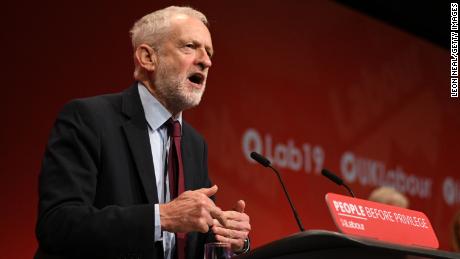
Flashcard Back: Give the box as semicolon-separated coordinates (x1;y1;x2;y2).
2;1;459;258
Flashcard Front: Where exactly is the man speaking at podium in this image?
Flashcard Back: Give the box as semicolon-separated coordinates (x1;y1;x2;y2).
35;6;250;259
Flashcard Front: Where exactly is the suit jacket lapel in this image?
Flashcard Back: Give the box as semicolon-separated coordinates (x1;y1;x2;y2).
121;85;158;204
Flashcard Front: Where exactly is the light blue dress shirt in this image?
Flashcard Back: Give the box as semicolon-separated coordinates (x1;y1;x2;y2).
138;82;182;259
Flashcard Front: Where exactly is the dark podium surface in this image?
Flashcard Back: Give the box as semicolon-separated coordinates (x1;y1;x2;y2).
237;230;460;259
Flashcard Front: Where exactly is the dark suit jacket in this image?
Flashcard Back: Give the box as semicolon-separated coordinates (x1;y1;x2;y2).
35;84;212;259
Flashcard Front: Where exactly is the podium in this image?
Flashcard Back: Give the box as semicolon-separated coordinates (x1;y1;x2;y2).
236;230;460;259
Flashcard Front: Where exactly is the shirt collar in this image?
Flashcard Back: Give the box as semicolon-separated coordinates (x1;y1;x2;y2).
138;82;182;131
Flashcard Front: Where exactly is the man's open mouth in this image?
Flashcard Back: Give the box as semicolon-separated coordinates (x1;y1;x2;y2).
188;73;205;85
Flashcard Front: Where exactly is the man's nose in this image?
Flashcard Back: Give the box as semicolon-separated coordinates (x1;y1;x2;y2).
196;49;212;70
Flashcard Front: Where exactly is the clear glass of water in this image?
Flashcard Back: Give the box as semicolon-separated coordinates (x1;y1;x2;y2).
204;242;232;259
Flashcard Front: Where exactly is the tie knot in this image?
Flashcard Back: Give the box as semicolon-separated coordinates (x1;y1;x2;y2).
167;119;181;137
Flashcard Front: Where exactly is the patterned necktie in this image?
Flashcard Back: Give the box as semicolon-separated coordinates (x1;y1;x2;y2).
166;119;186;259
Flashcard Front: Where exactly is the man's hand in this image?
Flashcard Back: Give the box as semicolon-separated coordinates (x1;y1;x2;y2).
159;185;226;233
212;200;251;252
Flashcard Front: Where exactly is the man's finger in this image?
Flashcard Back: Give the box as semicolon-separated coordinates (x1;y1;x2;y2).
221;210;250;222
210;207;227;226
196;185;218;197
212;218;223;227
212;225;248;240
219;218;251;232
233;200;245;213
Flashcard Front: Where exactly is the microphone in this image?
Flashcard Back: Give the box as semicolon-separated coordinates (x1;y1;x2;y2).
250;151;271;167
321;168;356;198
250;152;305;232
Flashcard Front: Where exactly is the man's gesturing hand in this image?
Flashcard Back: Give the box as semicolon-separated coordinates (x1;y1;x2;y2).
159;185;226;233
212;200;251;252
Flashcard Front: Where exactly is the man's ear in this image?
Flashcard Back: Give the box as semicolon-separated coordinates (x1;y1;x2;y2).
135;44;157;72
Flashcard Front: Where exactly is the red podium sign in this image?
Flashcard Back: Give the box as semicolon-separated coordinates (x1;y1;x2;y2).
325;193;439;249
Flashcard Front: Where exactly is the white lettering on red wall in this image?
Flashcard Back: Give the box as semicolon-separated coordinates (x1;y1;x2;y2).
340;151;432;199
242;129;447;202
242;128;325;174
443;177;460;205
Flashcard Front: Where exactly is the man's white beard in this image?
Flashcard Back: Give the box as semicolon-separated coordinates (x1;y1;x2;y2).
154;62;205;113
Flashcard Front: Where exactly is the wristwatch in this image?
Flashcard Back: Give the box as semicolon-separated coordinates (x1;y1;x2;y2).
234;238;250;254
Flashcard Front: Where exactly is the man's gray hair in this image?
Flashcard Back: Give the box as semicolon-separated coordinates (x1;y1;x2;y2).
130;6;208;50
368;186;409;208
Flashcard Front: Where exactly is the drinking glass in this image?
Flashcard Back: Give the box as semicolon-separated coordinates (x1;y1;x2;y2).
204;242;232;259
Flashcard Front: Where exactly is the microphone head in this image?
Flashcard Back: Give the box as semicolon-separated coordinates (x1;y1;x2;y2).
250;152;271;167
321;169;343;186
